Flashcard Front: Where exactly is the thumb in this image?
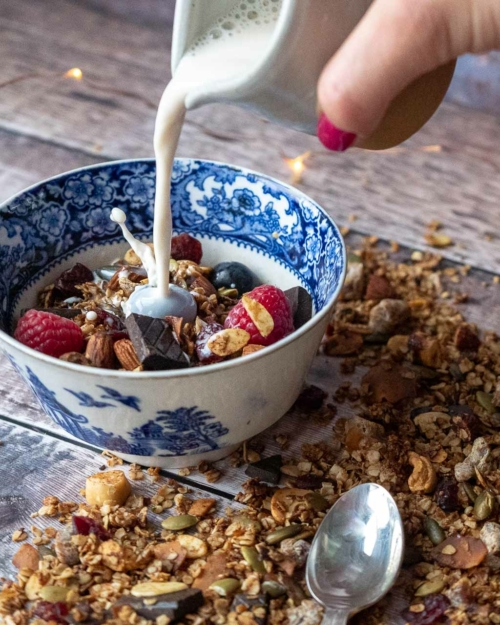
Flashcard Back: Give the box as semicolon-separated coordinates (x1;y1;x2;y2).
317;0;500;150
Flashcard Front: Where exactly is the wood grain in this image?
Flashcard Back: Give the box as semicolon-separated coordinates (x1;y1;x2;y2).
1;0;500;274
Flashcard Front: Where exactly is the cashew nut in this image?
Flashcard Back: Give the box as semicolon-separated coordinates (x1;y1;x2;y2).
408;452;437;493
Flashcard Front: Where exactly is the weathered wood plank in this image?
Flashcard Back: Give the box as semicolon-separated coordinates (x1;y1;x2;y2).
0;419;236;581
1;0;500;274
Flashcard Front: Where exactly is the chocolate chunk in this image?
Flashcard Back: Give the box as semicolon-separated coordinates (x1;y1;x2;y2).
230;594;268;625
125;314;190;370
55;263;94;298
112;588;203;622
284;287;312;329
245;455;282;485
22;307;82;319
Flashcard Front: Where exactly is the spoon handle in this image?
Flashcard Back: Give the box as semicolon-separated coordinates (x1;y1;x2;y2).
322;607;350;625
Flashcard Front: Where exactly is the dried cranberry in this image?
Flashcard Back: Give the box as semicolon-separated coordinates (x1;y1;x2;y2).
450;408;479;442
295;474;324;490
93;308;124;331
33;601;69;623
72;515;110;539
294;386;327;411
435;479;460;512
454;325;480;352
55;263;94;298
195;323;224;365
402;594;450;624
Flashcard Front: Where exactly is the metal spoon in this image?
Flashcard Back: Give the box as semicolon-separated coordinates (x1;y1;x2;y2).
306;483;404;624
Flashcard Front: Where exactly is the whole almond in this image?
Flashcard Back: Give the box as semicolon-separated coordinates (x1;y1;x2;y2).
12;544;39;571
191;275;217;297
85;333;117;369
114;339;141;371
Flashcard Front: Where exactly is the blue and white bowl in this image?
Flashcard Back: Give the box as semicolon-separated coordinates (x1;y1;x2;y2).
0;159;346;468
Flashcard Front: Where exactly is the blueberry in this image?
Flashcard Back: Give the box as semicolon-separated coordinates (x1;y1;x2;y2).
211;262;256;294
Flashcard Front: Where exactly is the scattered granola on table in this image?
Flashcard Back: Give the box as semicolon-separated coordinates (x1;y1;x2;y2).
6;240;500;624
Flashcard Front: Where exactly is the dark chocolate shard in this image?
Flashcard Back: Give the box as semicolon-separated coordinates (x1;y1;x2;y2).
22;307;82;319
112;588;203;622
284;287;313;329
125;314;190;371
230;594;268;625
245;455;282;485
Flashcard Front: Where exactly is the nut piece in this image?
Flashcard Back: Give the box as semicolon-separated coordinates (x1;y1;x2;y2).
340;262;364;301
12;544;39;571
242;295;274;337
85;333;117;369
131;581;187;598
324;330;363;357
270;488;327;524
454;437;491;482
207;328;250;357
153;540;187;572
193;552;228;591
191;275;217;297
60;352;92;366
85;470;132;507
114;339;141;370
188;498;216;517
432;535;487;569
368;299;409;334
54;526;79;566
365;274;395;301
408;452;437;493
176;534;208;559
25;572;44;600
363;364;417;404
480;522;500;554
242;344;265;357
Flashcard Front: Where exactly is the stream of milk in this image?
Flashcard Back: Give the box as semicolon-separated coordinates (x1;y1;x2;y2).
112;0;282;319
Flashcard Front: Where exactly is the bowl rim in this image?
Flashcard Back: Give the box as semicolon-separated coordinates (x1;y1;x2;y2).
0;157;346;379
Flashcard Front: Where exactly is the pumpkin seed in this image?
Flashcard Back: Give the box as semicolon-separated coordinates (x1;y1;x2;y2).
423;518;445;546
39;586;70;603
415;579;445;597
477;391;495;415
218;287;239;298
209;578;241;597
241;546;266;574
37;546;56;559
266;525;303;545
306;492;329;512
474;490;496;521
161;515;198;531
131;581;188;598
261;580;287;598
462;482;477;504
169;259;179;272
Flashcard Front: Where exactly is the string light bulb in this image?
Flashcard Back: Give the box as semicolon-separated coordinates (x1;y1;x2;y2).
64;67;83;81
284;151;311;184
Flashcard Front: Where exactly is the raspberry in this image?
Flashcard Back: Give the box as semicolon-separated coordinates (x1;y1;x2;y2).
224;285;294;346
14;310;84;358
171;233;203;264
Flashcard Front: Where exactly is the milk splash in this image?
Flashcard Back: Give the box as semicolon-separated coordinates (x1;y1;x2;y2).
113;0;282;318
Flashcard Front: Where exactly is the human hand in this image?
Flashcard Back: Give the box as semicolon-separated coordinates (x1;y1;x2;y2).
317;0;500;151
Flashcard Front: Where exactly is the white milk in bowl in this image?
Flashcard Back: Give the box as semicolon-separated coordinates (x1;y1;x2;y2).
113;0;283;319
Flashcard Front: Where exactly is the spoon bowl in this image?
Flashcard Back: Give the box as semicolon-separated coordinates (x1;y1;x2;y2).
306;483;404;624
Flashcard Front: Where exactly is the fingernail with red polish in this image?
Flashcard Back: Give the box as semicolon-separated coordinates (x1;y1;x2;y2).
317;113;357;151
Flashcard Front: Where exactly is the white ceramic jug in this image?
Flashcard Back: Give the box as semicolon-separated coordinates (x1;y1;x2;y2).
171;0;455;149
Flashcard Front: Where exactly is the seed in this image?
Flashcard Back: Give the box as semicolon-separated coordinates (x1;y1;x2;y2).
209;578;241;597
477;391;495;414
415;579;445;597
161;515;198;531
37;546;56;559
423;518;445;546
462;482;477;503
266;525;303;545
131;581;188;598
218;287;239;298
261;580;287;598
39;586;70;603
474;490;496;521
307;492;329;512
241;546;266;573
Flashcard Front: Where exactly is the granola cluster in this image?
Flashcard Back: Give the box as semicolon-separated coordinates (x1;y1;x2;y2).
5;239;500;624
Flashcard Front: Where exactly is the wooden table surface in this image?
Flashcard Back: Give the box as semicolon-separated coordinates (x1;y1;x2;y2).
1;1;500;622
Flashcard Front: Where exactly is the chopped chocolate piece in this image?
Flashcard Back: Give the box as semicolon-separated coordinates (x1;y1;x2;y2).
125;314;190;370
22;307;82;319
230;594;268;625
295;474;324;490
294;385;327;410
55;263;94;298
245;455;282;485
112;588;203;622
284;287;313;329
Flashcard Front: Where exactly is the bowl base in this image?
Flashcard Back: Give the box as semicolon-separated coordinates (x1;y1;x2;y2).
113;443;240;469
